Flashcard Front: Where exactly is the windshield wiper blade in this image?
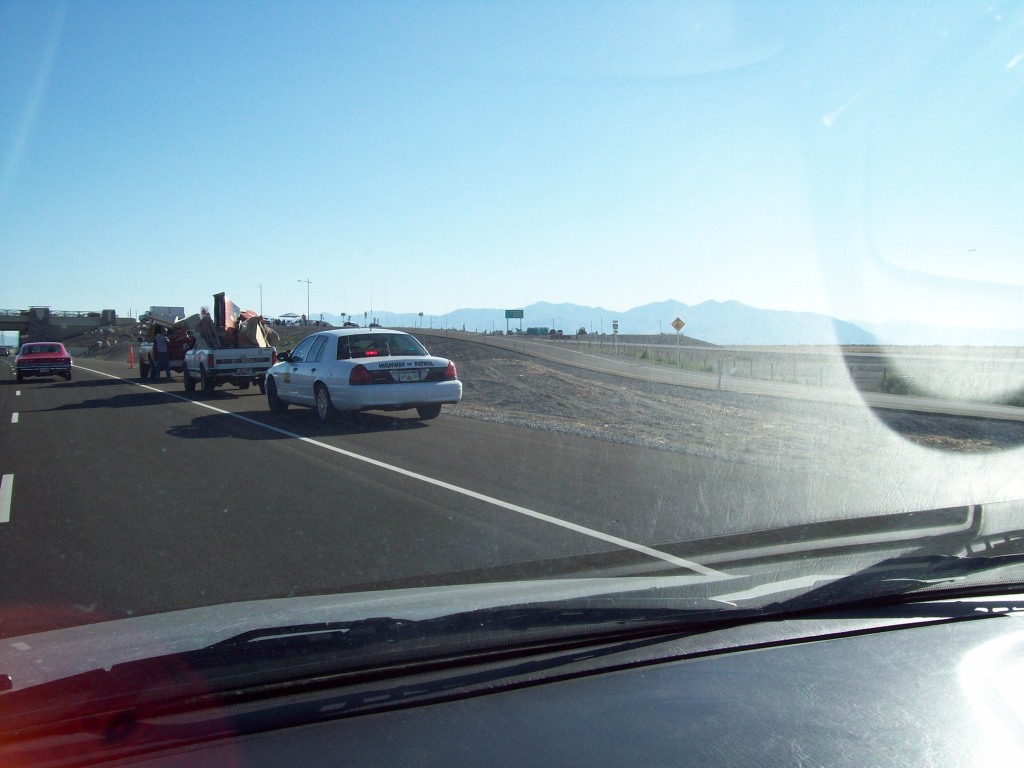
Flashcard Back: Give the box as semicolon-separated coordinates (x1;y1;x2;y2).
216;603;722;652
7;517;1022;737
1;603;746;733
6;561;1022;744
768;548;1024;616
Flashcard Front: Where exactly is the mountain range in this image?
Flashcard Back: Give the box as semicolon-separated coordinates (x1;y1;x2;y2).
314;300;1023;346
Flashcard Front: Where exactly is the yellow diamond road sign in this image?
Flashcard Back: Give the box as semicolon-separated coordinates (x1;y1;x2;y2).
671;317;685;332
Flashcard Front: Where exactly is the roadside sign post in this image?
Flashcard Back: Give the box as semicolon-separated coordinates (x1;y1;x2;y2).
671;317;685;367
505;309;523;335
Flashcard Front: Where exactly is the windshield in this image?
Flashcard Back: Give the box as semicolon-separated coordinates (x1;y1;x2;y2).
1;0;1022;724
339;333;429;359
19;344;63;355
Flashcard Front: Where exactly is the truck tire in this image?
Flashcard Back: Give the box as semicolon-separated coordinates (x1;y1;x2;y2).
200;367;215;396
183;366;195;393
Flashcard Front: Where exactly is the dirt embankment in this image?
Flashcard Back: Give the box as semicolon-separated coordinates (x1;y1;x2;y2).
63;324;145;359
420;336;1024;463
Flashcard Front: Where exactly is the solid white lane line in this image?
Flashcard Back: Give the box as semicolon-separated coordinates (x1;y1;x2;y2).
0;475;12;524
76;365;730;579
11;413;18;424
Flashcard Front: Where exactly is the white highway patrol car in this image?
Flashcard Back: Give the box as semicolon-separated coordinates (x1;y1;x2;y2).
265;328;462;422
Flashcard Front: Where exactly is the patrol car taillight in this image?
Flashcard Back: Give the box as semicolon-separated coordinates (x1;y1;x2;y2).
443;361;457;380
349;365;373;385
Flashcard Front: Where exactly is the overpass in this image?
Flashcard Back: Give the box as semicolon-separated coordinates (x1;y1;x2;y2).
0;307;121;343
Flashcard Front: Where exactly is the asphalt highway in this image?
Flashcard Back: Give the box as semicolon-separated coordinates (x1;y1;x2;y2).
1;356;1021;638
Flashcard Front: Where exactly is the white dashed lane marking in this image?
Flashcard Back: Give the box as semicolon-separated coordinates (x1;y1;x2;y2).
0;475;13;524
5;373;18;519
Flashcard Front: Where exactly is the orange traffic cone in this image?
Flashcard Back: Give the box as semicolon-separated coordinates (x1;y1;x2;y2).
129;345;135;369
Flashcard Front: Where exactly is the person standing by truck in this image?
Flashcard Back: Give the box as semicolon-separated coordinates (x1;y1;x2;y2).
150;326;172;381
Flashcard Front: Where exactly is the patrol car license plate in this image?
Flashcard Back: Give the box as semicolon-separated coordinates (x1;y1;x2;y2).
397;371;419;382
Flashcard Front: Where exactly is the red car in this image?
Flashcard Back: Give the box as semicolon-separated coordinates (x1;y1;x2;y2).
15;342;73;382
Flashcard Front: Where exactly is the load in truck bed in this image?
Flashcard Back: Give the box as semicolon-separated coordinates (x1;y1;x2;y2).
180;292;280;396
187;307;279;351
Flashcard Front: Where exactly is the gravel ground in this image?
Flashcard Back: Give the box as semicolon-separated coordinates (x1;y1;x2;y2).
420;336;1024;473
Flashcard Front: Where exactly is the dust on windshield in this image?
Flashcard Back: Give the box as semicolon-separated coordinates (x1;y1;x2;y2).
0;2;1021;650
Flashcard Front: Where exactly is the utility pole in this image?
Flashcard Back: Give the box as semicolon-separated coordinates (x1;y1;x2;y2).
258;284;263;316
297;278;311;323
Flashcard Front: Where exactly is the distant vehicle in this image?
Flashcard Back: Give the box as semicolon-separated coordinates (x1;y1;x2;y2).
0;346;9;356
141;306;185;321
15;342;72;382
266;328;462;422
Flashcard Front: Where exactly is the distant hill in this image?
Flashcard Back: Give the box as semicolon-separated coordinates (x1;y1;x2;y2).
317;300;1022;346
623;300;877;345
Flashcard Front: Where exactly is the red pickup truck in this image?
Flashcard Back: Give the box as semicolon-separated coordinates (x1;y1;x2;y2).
138;317;192;380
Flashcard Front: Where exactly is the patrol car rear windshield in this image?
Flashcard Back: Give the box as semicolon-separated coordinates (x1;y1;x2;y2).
338;334;429;360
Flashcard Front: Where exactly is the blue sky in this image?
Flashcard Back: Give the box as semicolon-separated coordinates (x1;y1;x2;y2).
2;1;1021;332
